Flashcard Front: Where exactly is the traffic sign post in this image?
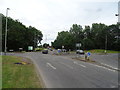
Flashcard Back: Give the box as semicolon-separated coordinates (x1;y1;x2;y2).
85;52;91;61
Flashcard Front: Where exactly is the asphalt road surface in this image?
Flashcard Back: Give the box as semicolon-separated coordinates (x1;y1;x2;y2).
5;52;118;88
52;51;119;71
91;53;118;69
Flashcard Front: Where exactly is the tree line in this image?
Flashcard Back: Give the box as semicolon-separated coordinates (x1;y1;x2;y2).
2;14;43;51
52;23;120;51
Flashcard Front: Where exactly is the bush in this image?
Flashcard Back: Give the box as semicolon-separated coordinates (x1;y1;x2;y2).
35;48;44;51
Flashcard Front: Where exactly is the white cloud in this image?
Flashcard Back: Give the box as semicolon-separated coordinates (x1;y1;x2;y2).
0;0;118;45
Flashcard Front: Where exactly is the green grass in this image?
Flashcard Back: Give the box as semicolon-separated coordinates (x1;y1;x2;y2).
35;48;44;51
2;55;42;88
85;49;119;53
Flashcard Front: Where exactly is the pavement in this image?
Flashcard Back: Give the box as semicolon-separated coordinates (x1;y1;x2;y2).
4;51;118;88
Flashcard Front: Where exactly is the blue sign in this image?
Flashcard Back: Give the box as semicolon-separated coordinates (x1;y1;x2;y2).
87;52;91;56
58;49;61;53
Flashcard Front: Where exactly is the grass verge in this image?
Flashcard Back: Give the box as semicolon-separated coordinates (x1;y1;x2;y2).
2;55;42;88
85;49;120;53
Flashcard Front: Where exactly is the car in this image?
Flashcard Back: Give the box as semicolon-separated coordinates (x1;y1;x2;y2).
61;49;66;52
42;49;48;54
76;50;85;54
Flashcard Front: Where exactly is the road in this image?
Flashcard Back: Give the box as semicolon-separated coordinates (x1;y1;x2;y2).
6;52;118;88
91;53;118;70
53;51;119;71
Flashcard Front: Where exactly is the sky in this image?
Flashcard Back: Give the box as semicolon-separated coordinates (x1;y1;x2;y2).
0;0;119;45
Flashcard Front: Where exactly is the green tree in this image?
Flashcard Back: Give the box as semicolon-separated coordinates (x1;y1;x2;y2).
52;23;119;51
2;15;43;51
91;23;107;49
69;24;84;44
43;43;49;48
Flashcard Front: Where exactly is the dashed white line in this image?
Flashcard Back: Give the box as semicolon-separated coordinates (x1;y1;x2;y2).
110;85;117;88
73;61;86;68
101;63;118;70
46;63;56;70
88;63;116;72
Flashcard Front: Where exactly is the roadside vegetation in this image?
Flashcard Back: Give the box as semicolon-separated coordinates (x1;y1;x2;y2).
84;49;120;53
2;55;42;88
35;48;44;51
2;14;43;52
69;49;119;54
52;24;119;51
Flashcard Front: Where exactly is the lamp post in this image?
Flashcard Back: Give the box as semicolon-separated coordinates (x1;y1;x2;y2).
4;8;10;55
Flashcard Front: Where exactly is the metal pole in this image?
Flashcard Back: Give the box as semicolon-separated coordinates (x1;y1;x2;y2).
4;8;10;55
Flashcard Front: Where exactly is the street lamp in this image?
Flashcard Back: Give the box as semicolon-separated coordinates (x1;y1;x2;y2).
4;8;10;55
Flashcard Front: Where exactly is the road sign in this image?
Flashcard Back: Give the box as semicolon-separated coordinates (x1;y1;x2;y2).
28;46;33;51
76;43;81;47
87;52;91;56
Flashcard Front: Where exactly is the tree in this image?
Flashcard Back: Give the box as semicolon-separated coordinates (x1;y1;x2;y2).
2;15;43;51
69;24;84;44
52;23;119;51
43;43;49;48
91;23;107;49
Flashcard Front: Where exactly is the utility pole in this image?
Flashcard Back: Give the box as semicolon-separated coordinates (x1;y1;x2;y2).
4;8;10;55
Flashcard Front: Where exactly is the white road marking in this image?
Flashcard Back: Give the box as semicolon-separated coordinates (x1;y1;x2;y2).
110;85;117;88
88;63;116;72
60;62;73;69
101;63;118;70
46;63;56;70
73;61;86;68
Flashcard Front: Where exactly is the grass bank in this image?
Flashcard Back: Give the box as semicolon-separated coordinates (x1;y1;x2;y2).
85;49;119;53
2;55;42;88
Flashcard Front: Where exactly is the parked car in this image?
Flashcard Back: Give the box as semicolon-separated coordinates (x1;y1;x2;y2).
76;50;85;54
42;49;48;54
62;49;67;52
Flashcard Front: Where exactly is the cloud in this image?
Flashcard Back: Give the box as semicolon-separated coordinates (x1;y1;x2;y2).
0;0;118;45
96;8;102;12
